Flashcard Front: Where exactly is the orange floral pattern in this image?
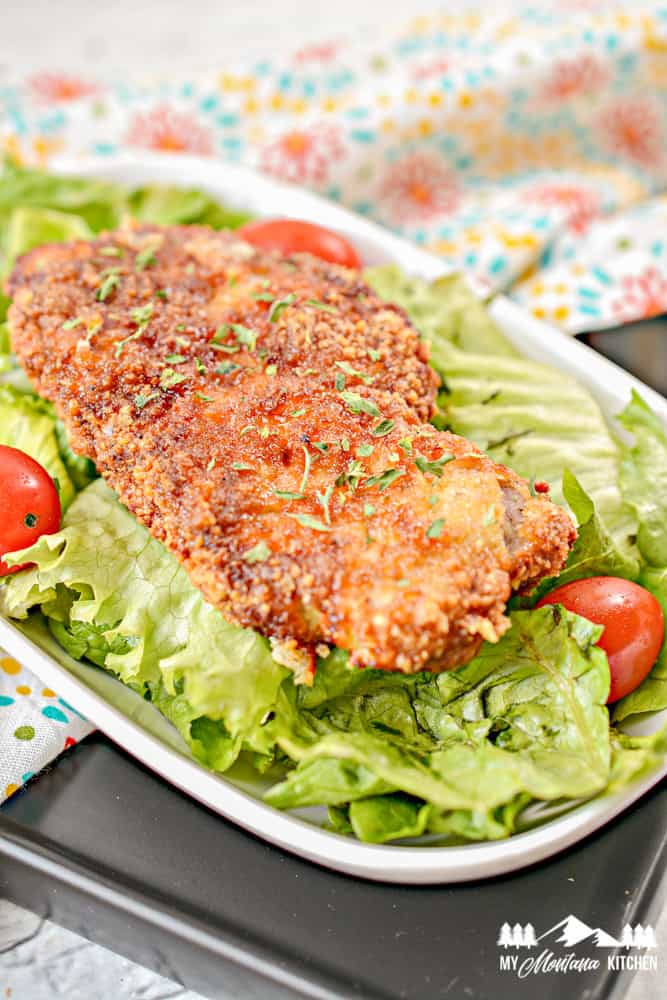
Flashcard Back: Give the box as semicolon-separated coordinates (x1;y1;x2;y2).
28;72;101;104
260;123;345;184
125;104;213;155
378;152;459;223
597;97;665;169
538;54;608;103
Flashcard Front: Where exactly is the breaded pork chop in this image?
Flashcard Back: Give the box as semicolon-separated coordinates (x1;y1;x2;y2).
7;224;575;675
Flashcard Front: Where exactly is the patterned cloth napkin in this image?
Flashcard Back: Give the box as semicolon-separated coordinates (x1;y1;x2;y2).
3;3;667;802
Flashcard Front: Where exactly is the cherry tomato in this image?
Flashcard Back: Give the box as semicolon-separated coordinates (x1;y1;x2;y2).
0;445;62;576
237;219;361;269
537;577;664;703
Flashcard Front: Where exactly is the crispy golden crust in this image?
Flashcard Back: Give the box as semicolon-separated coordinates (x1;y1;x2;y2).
7;224;575;673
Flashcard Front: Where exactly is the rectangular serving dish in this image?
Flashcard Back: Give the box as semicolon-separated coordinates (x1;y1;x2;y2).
1;151;666;885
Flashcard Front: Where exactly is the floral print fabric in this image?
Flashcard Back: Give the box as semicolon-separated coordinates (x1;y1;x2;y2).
3;6;667;331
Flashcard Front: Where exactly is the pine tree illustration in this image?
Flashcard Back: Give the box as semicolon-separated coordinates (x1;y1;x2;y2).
512;924;525;947
634;924;644;948
523;924;537;948
621;925;635;949
642;927;657;949
497;923;513;948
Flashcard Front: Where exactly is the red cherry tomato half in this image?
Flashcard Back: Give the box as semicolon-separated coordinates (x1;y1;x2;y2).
537;576;664;703
237;219;362;269
0;445;62;576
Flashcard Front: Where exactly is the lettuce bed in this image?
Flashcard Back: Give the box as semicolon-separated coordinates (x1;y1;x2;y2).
0;163;666;844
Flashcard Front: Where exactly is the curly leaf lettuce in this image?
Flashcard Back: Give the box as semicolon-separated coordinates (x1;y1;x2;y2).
0;159;250;240
1;479;286;768
618;391;667;567
265;607;613;841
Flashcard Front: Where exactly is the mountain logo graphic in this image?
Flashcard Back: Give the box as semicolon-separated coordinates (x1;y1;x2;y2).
497;916;657;950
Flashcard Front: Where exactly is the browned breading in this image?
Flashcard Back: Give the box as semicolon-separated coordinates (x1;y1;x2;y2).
6;224;576;674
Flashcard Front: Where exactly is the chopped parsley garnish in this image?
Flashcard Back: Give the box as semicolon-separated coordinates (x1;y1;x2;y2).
62;317;84;331
340;438;350;452
265;363;277;377
483;505;496;526
365;468;405;492
291;407;306;417
243;541;271;563
165;354;187;365
195;391;212;403
300;445;312;494
313;442;329;453
96;268;121;301
132;303;154;326
115;302;153;356
135;238;161;270
274;490;305;500
160;367;189;390
316;484;334;525
252;291;274;302
134;391;159;410
398;438;413;452
428;494;439;506
335;373;346;391
356;443;374;457
367;348;382;361
305;299;338;314
176;324;186;332
99;246;122;258
216;361;240;375
363;503;375;518
426;518;445;539
206;457;217;471
231;324;257;351
372;418;395;438
195;357;206;374
336;459;364;491
155;289;168;300
339;391;381;419
415;453;455;478
268;293;296;322
335;361;374;385
287;513;331;532
232;462;253;471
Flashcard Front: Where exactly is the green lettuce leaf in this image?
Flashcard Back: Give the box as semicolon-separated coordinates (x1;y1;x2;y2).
3;205;92;272
127;184;251;229
0;385;75;508
268;607;612;824
618;391;667;566
1;478;286;768
0;159;250;237
365;266;518;359
348;795;432;843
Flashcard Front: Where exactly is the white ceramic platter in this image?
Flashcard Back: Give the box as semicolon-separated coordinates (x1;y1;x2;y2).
1;152;665;885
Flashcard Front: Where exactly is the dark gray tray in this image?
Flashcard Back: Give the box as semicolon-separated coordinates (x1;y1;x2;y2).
0;734;665;1000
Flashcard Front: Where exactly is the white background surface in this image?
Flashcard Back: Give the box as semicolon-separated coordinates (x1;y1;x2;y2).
0;1;664;998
